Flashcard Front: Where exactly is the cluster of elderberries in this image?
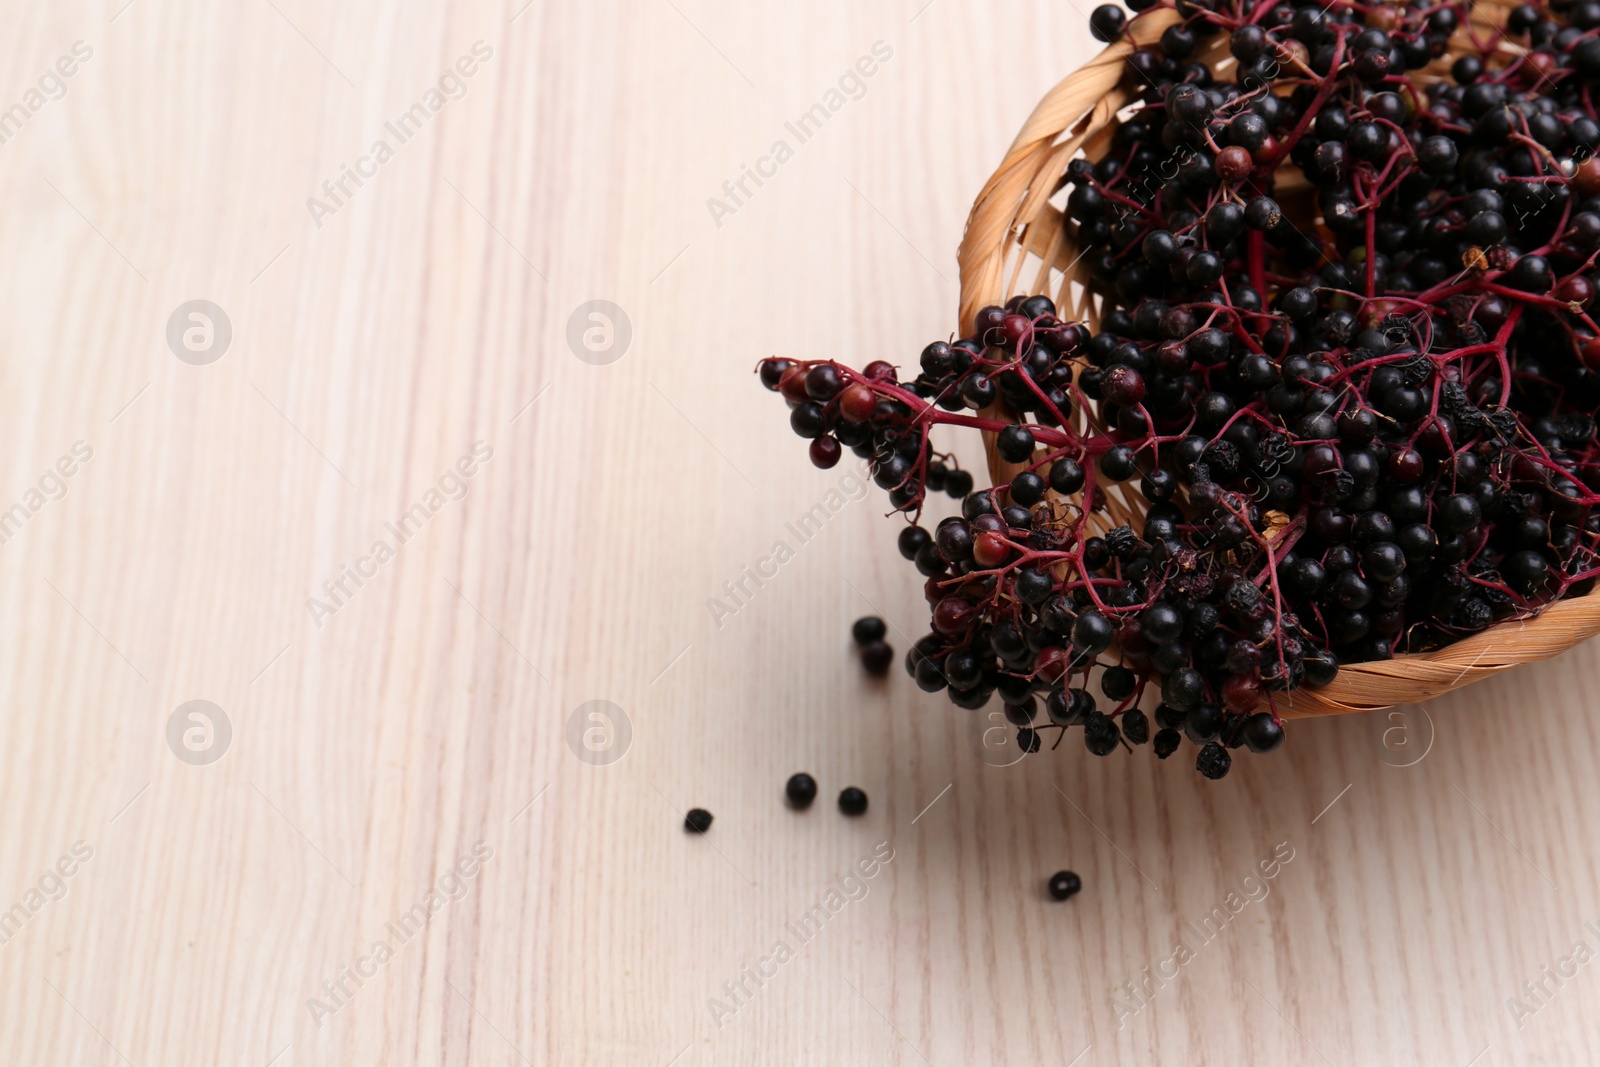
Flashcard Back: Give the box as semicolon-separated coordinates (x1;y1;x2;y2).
760;0;1600;778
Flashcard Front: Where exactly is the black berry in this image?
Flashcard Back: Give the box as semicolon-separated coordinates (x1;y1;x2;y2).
1196;742;1231;780
852;616;887;644
786;773;818;808
838;787;868;816
1048;870;1083;900
860;641;894;676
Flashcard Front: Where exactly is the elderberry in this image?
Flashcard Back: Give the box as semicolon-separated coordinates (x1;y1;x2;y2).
784;773;818;809
852;616;886;645
1048;870;1083;900
860;641;894;677
838;787;869;816
1089;4;1126;42
1196;742;1232;780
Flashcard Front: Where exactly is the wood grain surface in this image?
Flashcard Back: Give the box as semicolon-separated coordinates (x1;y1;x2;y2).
1;2;1597;1064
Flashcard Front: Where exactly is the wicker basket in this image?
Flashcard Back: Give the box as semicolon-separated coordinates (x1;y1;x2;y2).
956;3;1600;717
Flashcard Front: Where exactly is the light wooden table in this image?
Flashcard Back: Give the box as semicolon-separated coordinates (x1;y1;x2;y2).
2;2;1597;1064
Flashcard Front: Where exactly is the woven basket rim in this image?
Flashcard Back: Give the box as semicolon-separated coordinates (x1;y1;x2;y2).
954;3;1600;718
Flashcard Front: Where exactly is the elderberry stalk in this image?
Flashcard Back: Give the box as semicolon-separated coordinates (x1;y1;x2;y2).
761;294;1318;782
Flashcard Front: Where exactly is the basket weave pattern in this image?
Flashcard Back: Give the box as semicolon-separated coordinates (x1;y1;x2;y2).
956;3;1600;717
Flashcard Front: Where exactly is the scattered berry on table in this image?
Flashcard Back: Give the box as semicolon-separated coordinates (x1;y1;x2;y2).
786;773;818;809
1048;870;1083;901
838;787;868;816
852;616;887;645
860;640;894;677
